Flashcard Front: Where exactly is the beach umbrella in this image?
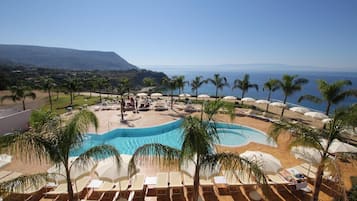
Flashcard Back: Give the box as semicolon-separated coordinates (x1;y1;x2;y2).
240;151;282;174
291;146;322;164
48;157;96;182
321;118;333;124
223;96;236;100
123;92;134;97
304;112;328;120
255;99;270;104
136;93;148;97
290;106;310;114
180;156;220;179
95;155;135;182
321;139;357;153
269;102;287;108
179;93;191;98
241;97;256;102
197;94;210;99
151;93;163;98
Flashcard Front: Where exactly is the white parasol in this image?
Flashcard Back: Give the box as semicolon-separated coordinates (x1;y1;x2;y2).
240;151;282;174
289;106;310;114
304;112;328;120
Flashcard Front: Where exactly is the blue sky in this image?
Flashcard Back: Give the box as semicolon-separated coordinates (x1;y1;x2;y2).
0;0;356;70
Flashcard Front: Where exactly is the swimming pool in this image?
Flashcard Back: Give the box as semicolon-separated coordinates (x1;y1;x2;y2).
70;119;276;156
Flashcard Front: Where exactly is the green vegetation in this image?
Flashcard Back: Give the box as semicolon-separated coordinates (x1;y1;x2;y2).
207;73;229;98
0;110;121;201
41;94;100;114
129;99;266;201
233;73;259;99
299;79;357;115
1;85;36;110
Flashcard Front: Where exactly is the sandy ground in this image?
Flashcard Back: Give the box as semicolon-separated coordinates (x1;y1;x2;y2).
1;95;356;201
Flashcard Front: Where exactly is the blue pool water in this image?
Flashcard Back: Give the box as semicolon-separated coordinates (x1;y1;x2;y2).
70;119;275;156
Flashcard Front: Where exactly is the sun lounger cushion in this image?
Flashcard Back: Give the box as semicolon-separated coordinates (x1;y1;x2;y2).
129;174;145;191
169;172;183;187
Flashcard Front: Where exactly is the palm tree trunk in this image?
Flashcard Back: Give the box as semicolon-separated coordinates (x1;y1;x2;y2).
99;92;102;103
120;97;125;121
241;90;245;99
312;164;325;201
48;89;53;111
196;90;198;100
70;91;73;106
280;95;288;119
325;102;331;116
192;164;200;201
265;90;272;113
215;88;218;99
65;169;75;201
22;99;26;110
170;90;174;109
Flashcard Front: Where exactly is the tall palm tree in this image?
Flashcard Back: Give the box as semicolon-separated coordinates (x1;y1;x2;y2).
118;78;130;121
277;75;308;119
233;74;259;99
129;100;266;201
1;85;36;110
63;78;81;106
298;80;357;115
263;79;280;112
95;77;109;103
162;77;178;109
207;74;229;99
175;75;188;96
0;110;121;201
268;108;356;201
119;78;131;99
41;77;56;111
191;76;207;100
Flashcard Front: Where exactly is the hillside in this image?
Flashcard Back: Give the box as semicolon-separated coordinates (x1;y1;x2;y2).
0;44;138;70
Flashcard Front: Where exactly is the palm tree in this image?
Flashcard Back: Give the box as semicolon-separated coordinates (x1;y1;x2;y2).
118;78;130;121
277;75;308;119
63;78;81;106
95;77;109;103
162;77;178;109
263;79;280;112
233;74;259;99
142;77;156;87
298;80;357;115
41;77;56;111
207;74;229;99
175;75;188;96
268;108;356;201
1;85;36;110
129;100;266;201
0;110;121;201
119;78;131;99
191;76;207;100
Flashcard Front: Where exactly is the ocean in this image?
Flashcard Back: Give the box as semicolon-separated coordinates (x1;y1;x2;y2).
161;70;357;113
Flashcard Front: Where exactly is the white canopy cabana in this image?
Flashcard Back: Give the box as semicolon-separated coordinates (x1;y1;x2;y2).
255;99;270;104
197;94;210;99
179;93;191;98
241;97;256;102
223;96;236;100
136;93;148;97
269;102;287;108
151;93;163;98
290;106;310;114
304;112;328;120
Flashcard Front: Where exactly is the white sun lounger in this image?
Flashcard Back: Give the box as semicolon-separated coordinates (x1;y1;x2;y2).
156;172;170;198
170;172;184;200
129;174;145;200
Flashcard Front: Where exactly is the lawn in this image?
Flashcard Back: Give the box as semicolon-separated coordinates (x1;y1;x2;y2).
41;94;100;114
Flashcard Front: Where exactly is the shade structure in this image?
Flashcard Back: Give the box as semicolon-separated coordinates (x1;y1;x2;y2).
255;99;270;104
179;93;191;98
136;93;148;97
197;94;210;99
291;146;322;164
321;118;333;124
269;102;287;108
180;157;220;179
241;97;256;102
321;139;357;153
223;96;236;100
290;106;310;114
95;155;134;182
304;112;328;120
150;93;163;97
123;92;134;97
240;151;282;174
47;157;96;182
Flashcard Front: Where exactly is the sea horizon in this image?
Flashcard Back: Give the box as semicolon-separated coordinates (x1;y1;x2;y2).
145;68;357;114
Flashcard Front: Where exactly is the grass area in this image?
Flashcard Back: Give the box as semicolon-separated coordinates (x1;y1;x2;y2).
41;94;100;114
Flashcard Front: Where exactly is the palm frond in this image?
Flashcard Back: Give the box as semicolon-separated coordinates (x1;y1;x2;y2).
0;173;50;197
129;143;181;176
298;94;322;103
71;144;121;170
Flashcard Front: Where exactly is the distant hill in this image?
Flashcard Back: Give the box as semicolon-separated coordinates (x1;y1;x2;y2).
0;44;138;70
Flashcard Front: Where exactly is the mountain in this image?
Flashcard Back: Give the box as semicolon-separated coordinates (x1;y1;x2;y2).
0;44;138;70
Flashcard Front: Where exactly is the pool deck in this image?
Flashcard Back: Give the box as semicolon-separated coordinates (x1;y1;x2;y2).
1;102;356;201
